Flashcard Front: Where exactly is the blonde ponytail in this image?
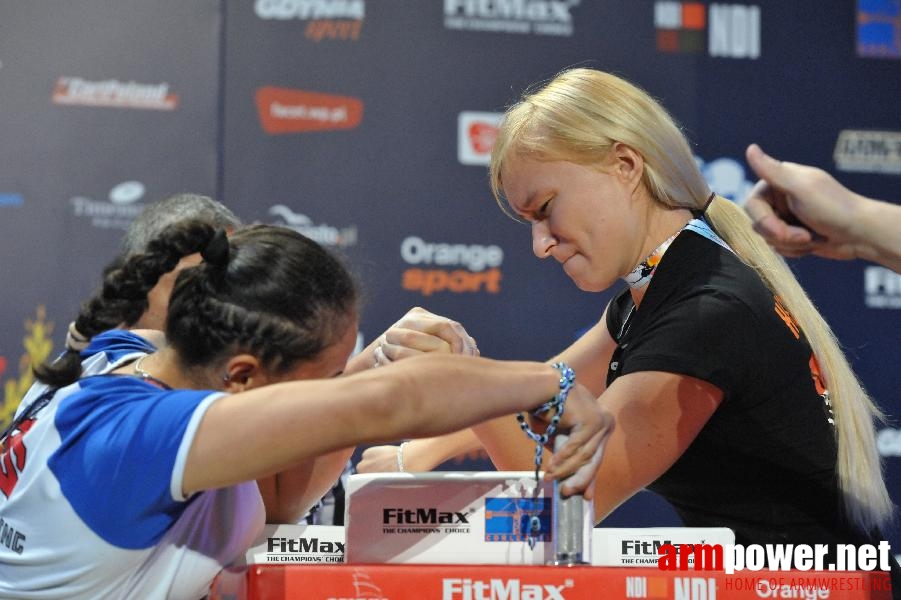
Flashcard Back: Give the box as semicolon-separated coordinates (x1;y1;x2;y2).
707;196;893;532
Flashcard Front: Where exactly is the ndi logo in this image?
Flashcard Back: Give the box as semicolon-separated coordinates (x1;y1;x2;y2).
708;4;760;59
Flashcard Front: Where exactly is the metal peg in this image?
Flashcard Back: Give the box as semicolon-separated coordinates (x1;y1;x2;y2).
551;433;588;565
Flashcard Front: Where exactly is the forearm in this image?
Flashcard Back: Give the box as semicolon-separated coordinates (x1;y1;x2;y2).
185;355;560;494
354;356;561;444
471;414;539;472
404;428;484;471
854;197;901;272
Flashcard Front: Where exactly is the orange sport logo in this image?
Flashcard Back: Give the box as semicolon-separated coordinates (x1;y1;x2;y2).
255;87;363;134
400;236;503;297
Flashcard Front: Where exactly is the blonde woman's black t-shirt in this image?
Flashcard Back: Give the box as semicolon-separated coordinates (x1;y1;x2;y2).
605;229;869;548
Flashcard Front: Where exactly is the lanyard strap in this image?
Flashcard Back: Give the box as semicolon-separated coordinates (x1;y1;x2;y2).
622;217;733;290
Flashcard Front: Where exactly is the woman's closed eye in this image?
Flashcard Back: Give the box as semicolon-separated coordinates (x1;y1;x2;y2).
534;197;553;220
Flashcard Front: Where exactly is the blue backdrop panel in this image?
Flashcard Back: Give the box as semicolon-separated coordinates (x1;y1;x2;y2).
0;0;220;422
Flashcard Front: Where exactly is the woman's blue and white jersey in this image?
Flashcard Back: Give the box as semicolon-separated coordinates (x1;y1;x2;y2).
0;330;265;599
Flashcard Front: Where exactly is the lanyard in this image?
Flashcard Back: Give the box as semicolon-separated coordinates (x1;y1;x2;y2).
622;217;733;290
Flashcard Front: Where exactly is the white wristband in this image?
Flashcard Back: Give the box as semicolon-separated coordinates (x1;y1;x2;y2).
395;441;409;472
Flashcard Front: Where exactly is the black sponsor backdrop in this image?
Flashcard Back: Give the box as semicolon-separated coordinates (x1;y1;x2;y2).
1;1;899;545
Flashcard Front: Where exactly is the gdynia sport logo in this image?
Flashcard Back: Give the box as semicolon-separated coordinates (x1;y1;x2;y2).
654;541;893;574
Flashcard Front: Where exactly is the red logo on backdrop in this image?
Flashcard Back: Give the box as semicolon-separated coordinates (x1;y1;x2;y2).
469;121;499;155
458;112;504;165
52;77;179;110
255;87;364;134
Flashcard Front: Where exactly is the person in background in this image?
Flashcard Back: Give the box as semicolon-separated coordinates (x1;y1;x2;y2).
111;193;244;331
0;221;612;599
743;143;901;273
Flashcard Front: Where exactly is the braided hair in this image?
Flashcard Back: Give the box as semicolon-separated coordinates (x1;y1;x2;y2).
165;224;358;375
34;222;358;387
34;221;219;387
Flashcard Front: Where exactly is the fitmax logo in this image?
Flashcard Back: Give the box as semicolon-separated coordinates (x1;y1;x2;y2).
442;578;572;600
624;539;699;555
383;508;469;524
267;536;344;553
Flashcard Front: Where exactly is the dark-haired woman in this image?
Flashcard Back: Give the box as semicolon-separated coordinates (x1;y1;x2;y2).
0;222;612;599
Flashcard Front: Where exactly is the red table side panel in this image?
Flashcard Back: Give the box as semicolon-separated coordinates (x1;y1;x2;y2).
210;564;893;600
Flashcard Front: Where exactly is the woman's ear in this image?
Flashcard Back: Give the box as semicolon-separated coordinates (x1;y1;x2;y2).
222;354;264;392
611;142;645;192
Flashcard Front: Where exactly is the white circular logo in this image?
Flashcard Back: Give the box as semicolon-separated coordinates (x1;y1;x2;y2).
108;181;145;204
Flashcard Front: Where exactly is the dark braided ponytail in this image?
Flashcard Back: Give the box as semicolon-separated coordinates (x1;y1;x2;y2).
166;224;359;375
33;221;218;388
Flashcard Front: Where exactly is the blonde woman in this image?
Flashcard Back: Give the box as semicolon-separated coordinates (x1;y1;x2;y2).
482;65;897;560
364;67;896;573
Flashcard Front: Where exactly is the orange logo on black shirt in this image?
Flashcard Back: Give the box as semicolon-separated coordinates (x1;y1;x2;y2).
773;296;800;339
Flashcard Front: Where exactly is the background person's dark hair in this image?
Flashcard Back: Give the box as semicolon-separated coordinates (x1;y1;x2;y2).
35;222;359;387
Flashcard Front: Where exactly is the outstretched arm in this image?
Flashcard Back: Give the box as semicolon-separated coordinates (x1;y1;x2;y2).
356;429;483;474
475;370;721;520
744;143;901;272
182;354;612;499
355;309;619;476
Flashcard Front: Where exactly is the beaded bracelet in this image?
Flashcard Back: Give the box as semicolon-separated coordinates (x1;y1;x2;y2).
515;362;575;548
516;362;574;475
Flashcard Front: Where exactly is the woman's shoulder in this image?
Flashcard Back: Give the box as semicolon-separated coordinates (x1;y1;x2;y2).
81;329;158;362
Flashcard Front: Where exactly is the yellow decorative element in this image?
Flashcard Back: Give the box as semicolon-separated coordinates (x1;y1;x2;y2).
1;306;54;428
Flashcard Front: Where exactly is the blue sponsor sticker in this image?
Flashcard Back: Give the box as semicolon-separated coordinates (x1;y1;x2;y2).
857;0;901;59
484;497;552;542
0;193;23;206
